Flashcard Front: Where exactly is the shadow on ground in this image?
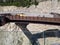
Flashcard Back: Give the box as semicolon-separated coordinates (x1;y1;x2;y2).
15;23;60;45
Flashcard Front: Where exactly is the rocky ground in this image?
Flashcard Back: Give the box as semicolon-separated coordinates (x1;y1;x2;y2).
0;1;60;45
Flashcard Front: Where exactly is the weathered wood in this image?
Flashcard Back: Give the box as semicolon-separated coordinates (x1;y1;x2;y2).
0;13;60;26
6;15;60;24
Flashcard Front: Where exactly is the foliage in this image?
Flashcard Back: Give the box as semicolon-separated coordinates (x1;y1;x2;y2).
0;0;39;7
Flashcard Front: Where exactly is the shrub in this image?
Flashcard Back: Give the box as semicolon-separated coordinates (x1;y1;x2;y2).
0;0;39;7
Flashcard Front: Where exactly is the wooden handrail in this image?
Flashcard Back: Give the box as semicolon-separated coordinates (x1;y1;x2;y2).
0;14;60;26
6;15;60;23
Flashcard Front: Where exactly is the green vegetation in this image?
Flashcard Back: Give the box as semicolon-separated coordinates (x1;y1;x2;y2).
0;0;39;7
